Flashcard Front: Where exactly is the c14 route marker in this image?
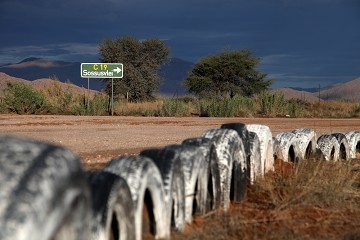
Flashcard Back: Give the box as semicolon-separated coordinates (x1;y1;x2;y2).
81;63;123;78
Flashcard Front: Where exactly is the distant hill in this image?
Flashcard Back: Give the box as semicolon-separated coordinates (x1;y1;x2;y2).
0;72;97;97
319;77;360;101
288;84;334;93
0;57;194;95
288;87;319;93
0;72;29;95
0;58;105;91
272;88;320;102
273;77;360;102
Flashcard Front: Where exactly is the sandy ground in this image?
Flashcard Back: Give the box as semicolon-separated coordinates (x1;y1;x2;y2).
1;114;359;168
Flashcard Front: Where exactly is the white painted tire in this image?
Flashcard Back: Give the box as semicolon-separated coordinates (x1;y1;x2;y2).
221;123;262;184
275;132;302;163
247;132;262;184
317;135;340;161
0;135;91;240
332;133;350;160
103;156;169;240
140;148;186;232
245;124;274;174
202;128;247;210
158;144;208;224
292;128;317;160
345;131;360;159
182;137;219;213
87;171;136;240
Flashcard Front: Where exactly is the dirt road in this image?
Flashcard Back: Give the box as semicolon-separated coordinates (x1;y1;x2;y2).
1;114;359;168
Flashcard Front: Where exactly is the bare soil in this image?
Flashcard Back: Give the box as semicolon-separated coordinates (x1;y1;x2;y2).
1;114;359;169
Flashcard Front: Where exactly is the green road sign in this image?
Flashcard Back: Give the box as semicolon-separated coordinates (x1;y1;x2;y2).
81;63;123;78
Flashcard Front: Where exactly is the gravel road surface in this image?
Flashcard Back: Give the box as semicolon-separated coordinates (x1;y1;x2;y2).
1;115;359;169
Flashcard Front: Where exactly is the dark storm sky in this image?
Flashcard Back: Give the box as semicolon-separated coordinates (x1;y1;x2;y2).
0;0;359;88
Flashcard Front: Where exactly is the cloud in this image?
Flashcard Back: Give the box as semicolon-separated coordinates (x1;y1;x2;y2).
0;43;99;64
260;54;297;65
1;0;359;89
5;59;61;69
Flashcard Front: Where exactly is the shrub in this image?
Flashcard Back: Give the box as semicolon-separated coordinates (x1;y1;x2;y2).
3;82;47;114
157;98;190;117
199;95;254;117
257;90;287;116
287;99;305;118
87;94;109;115
43;82;76;114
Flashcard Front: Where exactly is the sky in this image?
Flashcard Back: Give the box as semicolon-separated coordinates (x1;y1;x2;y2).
0;0;359;88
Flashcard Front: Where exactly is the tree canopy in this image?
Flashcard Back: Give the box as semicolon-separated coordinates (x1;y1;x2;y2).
184;50;272;99
99;36;170;101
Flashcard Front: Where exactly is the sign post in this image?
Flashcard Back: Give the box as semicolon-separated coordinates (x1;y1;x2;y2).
87;78;90;110
80;63;123;115
111;78;114;116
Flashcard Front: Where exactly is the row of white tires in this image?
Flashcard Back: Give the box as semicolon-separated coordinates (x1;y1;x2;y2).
0;124;359;240
275;129;360;162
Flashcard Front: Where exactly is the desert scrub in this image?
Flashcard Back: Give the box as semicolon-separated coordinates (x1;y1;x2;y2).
287;99;306;118
86;94;109;115
257;90;288;117
156;98;190;116
172;159;360;240
257;159;360;210
307;101;360;118
42;81;77;114
3;82;47;114
199;95;254;117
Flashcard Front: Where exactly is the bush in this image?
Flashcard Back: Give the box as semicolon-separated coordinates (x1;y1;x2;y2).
199;95;255;117
87;94;109;115
257;90;287;116
287;99;306;118
44;82;76;114
157;98;190;117
1;81;359;118
3;82;47;114
39;82;109;116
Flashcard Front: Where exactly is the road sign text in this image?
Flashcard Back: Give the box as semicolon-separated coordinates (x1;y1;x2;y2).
81;63;123;78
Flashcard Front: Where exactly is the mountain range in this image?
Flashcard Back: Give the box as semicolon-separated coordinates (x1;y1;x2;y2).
273;76;360;102
0;57;359;101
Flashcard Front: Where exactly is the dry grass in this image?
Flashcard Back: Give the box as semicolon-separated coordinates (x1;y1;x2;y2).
114;100;163;116
172;159;360;239
114;99;194;116
1;76;359;118
306;101;360;118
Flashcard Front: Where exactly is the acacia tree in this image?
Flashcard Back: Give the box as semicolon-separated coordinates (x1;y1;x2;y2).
99;36;170;101
184;50;272;99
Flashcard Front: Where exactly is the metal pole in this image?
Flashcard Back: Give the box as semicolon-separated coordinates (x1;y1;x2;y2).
111;78;114;116
87;78;90;110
